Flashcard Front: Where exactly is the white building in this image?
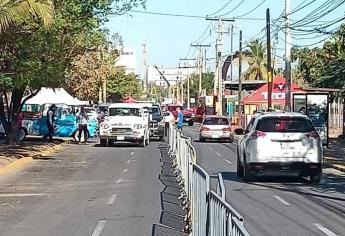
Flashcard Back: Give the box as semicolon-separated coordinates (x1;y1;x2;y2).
146;66;197;87
115;47;137;75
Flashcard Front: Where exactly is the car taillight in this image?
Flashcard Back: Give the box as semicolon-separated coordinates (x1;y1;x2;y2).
249;130;266;139
222;127;231;131
201;126;210;131
305;131;320;139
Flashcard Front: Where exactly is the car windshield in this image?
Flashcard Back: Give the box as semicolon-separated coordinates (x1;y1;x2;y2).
256;117;314;133
109;107;140;117
203;117;229;125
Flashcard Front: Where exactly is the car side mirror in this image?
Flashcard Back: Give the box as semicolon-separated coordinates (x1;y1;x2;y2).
234;128;245;135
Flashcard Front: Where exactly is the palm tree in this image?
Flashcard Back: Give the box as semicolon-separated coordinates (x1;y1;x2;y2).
0;0;54;33
244;39;267;80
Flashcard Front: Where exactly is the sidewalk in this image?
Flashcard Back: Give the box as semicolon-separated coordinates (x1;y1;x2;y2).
324;138;345;172
0;136;70;173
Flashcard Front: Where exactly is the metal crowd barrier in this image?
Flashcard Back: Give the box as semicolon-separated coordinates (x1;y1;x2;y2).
168;124;251;236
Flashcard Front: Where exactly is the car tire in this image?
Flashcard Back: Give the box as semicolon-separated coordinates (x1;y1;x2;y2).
310;173;321;184
237;152;244;177
199;136;205;142
100;139;107;147
16;128;26;142
108;140;114;146
159;136;164;141
188;121;194;126
140;138;146;147
243;158;253;181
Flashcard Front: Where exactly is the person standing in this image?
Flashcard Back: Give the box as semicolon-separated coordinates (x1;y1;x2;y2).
44;104;56;142
175;106;184;131
77;107;89;144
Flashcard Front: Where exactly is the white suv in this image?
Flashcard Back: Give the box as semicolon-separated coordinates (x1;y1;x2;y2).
237;112;323;183
99;103;150;147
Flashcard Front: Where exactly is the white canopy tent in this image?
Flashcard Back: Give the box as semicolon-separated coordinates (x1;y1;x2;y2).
25;88;89;106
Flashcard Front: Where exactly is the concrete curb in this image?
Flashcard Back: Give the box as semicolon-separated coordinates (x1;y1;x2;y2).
325;163;345;173
0;140;69;175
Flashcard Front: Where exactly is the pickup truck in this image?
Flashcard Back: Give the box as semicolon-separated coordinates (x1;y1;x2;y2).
167;105;195;126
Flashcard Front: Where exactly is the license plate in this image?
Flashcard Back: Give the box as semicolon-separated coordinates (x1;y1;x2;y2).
281;142;294;149
117;136;125;141
212;135;219;139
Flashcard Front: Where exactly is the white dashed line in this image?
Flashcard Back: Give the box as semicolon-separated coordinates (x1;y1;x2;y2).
122;169;128;173
209;147;214;150
91;220;107;236
216;153;222;157
107;194;117;205
313;223;338;236
126;160;131;164
130;152;135;156
224;159;233;165
0;193;48;197
273;195;291;206
116;178;123;184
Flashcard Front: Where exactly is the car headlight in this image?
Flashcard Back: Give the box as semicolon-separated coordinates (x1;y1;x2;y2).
133;124;143;129
101;123;109;129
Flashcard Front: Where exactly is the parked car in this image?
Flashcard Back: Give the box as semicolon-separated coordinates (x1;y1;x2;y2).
99;103;150;147
237;112;323;183
199;115;233;142
167;105;195;126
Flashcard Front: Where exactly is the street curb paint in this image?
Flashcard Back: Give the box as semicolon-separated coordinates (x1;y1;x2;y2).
0;141;69;175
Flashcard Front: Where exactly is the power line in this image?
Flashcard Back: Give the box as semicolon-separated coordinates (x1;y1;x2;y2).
208;0;234;16
220;0;247;16
192;22;212;43
235;0;266;18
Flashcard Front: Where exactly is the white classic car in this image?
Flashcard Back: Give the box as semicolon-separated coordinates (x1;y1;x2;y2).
99;103;150;147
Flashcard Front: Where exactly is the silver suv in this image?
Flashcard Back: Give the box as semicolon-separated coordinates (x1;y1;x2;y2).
237;112;323;183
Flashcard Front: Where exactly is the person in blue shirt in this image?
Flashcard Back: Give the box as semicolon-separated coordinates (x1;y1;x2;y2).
175;106;184;131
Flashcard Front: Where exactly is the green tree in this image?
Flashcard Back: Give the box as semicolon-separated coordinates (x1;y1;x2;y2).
185;72;214;99
243;39;267;80
0;0;53;33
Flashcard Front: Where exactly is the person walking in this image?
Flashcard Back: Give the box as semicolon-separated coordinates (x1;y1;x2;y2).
44;104;56;142
77;107;89;144
175;106;184;131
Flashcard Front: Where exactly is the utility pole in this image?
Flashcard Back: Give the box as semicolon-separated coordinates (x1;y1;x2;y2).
230;24;234;81
238;30;243;128
191;44;210;96
266;8;273;109
187;75;190;109
285;0;292;111
206;16;234;115
143;41;148;94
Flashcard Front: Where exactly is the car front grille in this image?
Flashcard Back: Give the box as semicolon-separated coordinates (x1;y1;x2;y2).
111;128;132;135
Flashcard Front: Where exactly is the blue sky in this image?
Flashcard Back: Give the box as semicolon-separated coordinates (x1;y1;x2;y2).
106;0;345;75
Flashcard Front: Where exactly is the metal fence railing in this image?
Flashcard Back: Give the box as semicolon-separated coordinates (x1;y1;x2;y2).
168;124;251;236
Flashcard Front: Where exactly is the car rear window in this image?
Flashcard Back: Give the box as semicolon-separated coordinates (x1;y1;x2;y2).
256;117;314;133
203;117;229;125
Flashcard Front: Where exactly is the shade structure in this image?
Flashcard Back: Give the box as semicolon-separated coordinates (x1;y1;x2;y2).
242;76;304;105
25;88;89;106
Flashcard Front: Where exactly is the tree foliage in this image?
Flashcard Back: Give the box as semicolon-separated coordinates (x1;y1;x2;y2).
292;24;345;89
185;72;214;99
243;39;267;81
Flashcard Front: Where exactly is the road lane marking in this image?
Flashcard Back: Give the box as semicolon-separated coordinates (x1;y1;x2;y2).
91;220;107;236
116;178;123;184
122;169;128;173
273;195;291;206
107;194;117;205
313;223;338;236
209;147;214;150
216;153;222;157
224;160;233;165
0;193;48;197
126;160;131;164
130;152;135;156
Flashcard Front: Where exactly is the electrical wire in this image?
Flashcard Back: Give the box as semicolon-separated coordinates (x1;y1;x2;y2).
235;0;266;18
220;0;247;16
208;0;234;16
192;22;212;43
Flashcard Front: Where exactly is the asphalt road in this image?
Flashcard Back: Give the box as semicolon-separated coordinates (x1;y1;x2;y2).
184;125;345;236
0;140;163;236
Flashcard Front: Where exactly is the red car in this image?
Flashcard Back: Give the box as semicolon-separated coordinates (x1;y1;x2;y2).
166;105;195;126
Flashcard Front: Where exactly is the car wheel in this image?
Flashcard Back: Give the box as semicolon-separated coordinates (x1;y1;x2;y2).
17;128;27;142
237;151;244;177
243;158;253;181
310;173;321;183
140;138;146;147
159;136;164;141
108;140;114;146
199;136;205;142
100;139;107;147
188;121;194;126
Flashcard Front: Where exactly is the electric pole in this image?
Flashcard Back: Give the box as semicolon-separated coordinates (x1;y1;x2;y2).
285;0;292;111
238;30;243;128
187;75;190;109
206;16;234;115
143;41;148;94
267;8;273;109
191;44;210;96
230;24;234;81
